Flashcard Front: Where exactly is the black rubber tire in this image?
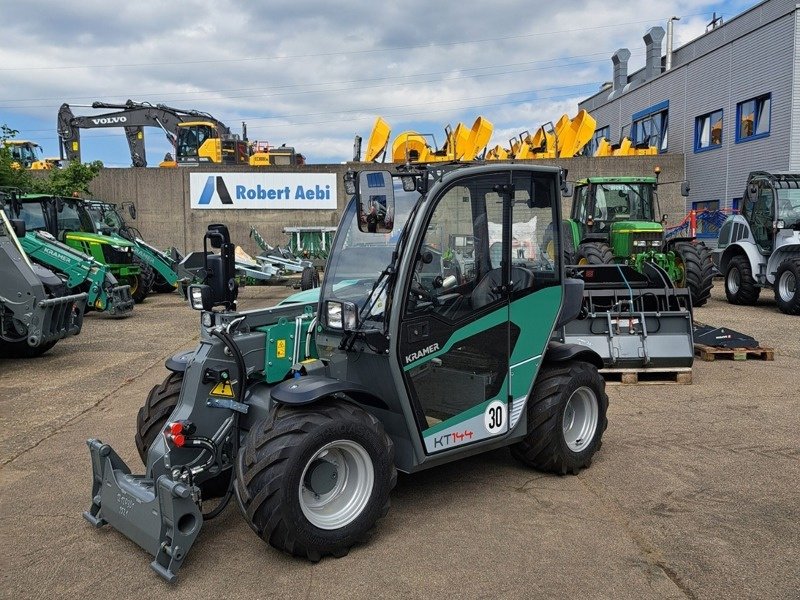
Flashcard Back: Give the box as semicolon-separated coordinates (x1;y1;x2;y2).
511;361;609;475
235;401;397;561
575;241;614;265
135;370;232;498
300;266;320;291
773;258;800;315
725;254;760;305
673;241;714;307
135;371;184;463
0;339;57;359
151;272;178;294
128;257;154;304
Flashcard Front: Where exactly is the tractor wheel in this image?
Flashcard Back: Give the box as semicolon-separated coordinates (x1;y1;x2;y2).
301;266;320;291
135;371;184;463
725;255;760;305
575;242;614;266
773;258;800;315
511;361;608;475
0;338;57;359
135;370;232;498
151;273;178;294
129;257;154;303
673;241;714;307
235;401;396;561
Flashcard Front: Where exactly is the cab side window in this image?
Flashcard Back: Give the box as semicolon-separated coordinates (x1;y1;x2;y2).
511;172;559;292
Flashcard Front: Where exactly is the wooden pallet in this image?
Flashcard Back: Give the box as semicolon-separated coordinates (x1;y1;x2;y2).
694;343;775;362
599;367;693;385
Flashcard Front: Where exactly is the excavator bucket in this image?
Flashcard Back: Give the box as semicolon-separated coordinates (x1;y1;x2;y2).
365;117;391;162
558;263;694;369
391;132;431;163
558;109;596;158
461;116;493;160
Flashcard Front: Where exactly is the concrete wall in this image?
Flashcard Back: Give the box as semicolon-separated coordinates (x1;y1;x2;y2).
87;154;684;254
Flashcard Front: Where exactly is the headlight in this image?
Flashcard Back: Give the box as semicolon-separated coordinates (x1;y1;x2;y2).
326;301;343;329
325;300;358;330
187;284;211;311
110;244;130;252
633;240;647;247
650;240;661;246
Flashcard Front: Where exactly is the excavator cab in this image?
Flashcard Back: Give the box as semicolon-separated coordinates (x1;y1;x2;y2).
175;121;249;165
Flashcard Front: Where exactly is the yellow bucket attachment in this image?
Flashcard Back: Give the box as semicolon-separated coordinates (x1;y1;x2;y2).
529;126;556;159
391;131;431;163
594;137;613;157
611;137;634;156
485;144;510;160
462;116;493;160
558;109;596;158
365;117;392;162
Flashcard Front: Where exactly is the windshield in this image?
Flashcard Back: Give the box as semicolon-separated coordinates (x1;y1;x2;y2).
177;125;214;157
57;200;95;237
322;178;420;324
594;183;655;222
777;189;800;224
86;204;122;233
7;201;47;231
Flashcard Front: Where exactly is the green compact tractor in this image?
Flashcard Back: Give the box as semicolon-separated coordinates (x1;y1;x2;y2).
83;199;185;294
714;171;800;314
561;175;714;307
6;194;150;303
85;164;609;581
0;210;87;358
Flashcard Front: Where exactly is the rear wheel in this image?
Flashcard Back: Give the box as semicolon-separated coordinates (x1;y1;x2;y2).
0;338;57;359
301;266;320;291
575;242;614;266
725;255;760;305
151;273;178;293
235;401;396;561
774;258;800;315
128;257;154;303
511;361;609;475
673;241;714;307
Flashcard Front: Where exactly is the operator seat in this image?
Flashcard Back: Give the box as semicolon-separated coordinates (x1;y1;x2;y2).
472;266;534;309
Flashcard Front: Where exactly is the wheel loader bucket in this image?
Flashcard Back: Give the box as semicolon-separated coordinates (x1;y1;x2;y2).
485;144;510;160
391;131;430;163
448;122;470;160
558;263;694;369
462;116;493;160
365;117;391;162
594;138;613;157
559;109;596;158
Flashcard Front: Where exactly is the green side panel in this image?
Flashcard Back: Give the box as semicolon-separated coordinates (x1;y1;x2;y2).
565;219;581;252
256;311;318;383
508;285;562;399
132;243;178;284
402;305;508;371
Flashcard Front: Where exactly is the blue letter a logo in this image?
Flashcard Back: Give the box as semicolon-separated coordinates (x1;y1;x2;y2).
197;176;233;205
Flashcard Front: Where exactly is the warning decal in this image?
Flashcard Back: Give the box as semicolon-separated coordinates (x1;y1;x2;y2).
210;381;235;398
276;339;286;359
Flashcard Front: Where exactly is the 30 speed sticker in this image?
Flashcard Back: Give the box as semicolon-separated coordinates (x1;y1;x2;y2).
484;400;507;434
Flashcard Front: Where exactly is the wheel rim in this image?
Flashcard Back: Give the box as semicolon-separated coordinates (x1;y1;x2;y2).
727;267;740;295
562;386;599;453
778;270;796;302
299;439;374;530
128;276;139;295
577;257;589;266
674;254;687;287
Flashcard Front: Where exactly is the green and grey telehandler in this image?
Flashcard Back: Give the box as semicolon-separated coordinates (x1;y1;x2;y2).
1;210;87;358
85;164;609;581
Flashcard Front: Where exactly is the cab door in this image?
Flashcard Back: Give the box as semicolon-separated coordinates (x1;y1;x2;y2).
398;170;516;454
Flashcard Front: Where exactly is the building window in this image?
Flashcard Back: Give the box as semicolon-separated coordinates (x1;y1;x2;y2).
736;94;770;142
694;109;723;152
583;126;610;156
632;100;669;153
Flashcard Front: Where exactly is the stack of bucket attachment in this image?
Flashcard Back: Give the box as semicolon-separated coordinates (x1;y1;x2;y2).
557;263;694;369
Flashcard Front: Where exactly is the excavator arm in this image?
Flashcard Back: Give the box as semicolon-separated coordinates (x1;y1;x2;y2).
57;100;229;167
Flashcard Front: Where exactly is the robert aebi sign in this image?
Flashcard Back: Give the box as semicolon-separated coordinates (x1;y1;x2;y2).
190;173;337;210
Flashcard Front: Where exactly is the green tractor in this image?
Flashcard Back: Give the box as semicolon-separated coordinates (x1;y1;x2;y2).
561;175;714;307
6;194;151;303
83;199;183;294
84;163;609;581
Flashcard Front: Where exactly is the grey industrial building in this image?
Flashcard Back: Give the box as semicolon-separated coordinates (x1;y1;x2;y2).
579;0;800;220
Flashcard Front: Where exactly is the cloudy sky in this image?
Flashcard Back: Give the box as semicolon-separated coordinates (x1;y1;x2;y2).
0;0;754;167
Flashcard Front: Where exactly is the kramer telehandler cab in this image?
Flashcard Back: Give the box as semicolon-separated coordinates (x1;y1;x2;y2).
85;164;608;582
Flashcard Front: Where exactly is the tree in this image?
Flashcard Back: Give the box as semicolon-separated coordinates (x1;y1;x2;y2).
32;159;103;196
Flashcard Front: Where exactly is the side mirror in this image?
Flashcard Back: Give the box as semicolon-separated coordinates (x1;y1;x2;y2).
748;183;758;198
561;182;573;198
661;213;668;225
11;219;26;238
681;181;691;197
356;170;394;233
127;204;137;220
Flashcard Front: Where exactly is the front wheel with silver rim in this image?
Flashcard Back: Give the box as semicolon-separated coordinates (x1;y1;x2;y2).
773;258;800;315
235;401;396;561
511;360;609;475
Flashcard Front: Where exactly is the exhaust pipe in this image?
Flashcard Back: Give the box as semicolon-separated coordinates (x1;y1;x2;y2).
666;16;680;71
